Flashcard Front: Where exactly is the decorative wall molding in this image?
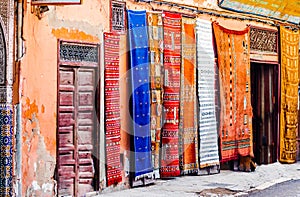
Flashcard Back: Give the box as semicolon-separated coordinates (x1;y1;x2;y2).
59;42;99;63
250;27;278;53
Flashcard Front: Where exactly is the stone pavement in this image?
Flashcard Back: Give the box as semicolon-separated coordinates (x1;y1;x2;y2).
95;162;300;196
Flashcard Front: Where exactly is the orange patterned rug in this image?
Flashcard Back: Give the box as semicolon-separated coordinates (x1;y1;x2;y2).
147;12;163;178
213;22;253;162
179;17;199;174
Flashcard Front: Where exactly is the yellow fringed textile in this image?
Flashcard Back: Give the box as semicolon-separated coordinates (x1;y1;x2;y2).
279;26;299;163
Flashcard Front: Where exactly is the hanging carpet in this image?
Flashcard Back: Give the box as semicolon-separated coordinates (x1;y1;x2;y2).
160;11;181;178
127;10;153;183
104;32;122;186
147;12;164;179
213;23;253;162
179;17;199;175
279;26;299;163
196;19;220;168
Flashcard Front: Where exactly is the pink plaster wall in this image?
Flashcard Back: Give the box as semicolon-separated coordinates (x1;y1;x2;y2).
21;1;108;196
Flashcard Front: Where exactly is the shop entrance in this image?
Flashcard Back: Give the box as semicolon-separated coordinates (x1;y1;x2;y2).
251;63;279;164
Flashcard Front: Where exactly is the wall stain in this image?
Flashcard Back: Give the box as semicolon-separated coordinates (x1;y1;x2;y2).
52;27;100;43
23;98;39;120
41;104;45;113
22;98;56;197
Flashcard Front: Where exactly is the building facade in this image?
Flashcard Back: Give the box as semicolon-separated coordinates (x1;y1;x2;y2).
0;0;299;196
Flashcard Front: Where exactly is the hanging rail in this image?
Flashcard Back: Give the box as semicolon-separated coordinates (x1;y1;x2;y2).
135;0;300;29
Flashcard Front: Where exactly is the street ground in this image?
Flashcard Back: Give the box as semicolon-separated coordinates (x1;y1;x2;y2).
249;179;300;197
93;162;300;197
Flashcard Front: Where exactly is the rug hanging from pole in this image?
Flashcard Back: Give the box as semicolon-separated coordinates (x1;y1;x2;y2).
213;23;253;162
279;26;299;164
104;32;122;186
179;17;199;175
147;12;163;179
196;19;220;168
127;9;153;182
160;11;181;177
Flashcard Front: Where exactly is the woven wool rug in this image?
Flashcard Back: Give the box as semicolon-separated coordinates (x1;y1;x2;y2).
147;12;164;179
213;22;253;162
196;19;220;168
179;17;199;175
160;11;181;178
0;105;13;196
127;10;153;181
104;32;122;186
279;26;299;163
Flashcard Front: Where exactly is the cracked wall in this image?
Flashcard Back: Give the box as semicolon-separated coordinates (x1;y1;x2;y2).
22;98;56;196
21;0;109;196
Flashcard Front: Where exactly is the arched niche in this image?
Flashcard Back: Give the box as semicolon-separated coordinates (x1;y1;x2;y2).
0;19;6;85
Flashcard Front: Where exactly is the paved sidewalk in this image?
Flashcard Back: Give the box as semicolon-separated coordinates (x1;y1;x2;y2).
95;162;300;196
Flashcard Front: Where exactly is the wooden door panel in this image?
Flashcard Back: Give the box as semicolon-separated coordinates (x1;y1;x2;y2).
60;92;74;107
58;150;76;165
58;112;75;126
60;70;75;85
77;67;96;189
59;70;75;92
78;91;93;110
78;131;92;145
59;179;75;196
58;132;74;146
77;112;93;125
78;69;95;88
57;42;99;196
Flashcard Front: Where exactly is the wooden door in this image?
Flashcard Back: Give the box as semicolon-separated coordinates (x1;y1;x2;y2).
251;63;278;164
57;42;99;196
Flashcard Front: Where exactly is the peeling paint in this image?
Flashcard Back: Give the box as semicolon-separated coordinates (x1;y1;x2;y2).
31;181;41;191
41;104;45;113
42;183;54;193
23;98;39;120
51;27;100;43
47;3;106;38
22;98;56;196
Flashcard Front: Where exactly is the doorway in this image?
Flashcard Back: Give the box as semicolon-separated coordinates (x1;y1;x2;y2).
251;62;278;164
57;41;100;196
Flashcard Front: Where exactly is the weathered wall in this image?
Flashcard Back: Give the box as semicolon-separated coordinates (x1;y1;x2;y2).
21;0;108;196
19;0;280;196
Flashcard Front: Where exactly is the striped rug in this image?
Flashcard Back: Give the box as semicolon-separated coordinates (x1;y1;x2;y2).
196;19;220;168
104;32;122;186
